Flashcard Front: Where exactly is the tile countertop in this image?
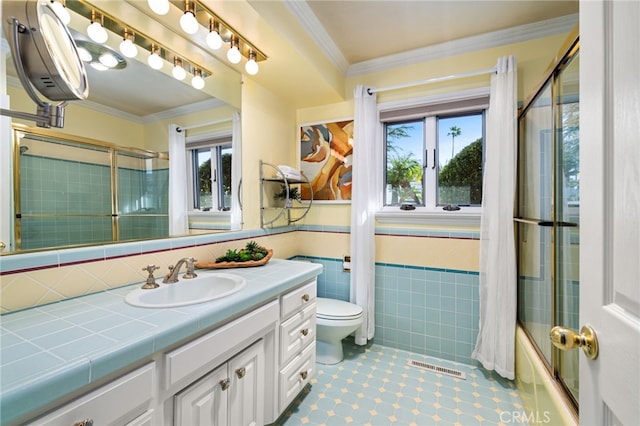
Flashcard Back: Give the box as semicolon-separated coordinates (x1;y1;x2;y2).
0;259;322;425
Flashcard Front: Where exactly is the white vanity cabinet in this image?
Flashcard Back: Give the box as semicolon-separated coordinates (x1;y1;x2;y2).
164;300;278;426
174;339;264;426
27;363;155;426
11;270;323;426
278;279;317;413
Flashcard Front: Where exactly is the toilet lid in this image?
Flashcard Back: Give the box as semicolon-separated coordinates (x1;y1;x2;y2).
316;297;363;320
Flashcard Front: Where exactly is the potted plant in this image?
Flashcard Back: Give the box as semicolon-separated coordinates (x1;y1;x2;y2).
273;184;301;207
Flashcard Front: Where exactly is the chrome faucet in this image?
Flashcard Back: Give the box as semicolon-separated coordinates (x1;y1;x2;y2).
163;257;197;283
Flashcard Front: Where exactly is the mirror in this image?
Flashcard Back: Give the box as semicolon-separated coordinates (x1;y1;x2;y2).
1;0;242;254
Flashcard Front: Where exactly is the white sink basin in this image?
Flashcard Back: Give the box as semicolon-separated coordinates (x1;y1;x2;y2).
125;273;247;308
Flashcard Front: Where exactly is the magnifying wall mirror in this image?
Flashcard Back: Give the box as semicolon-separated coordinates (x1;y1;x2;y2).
1;0;88;128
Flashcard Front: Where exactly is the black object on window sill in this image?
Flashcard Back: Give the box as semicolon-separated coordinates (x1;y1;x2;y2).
442;204;461;211
400;203;416;211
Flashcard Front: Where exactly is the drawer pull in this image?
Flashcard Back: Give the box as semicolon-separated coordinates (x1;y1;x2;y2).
220;378;231;390
73;420;94;426
301;294;310;302
235;367;246;379
300;328;309;336
299;370;308;380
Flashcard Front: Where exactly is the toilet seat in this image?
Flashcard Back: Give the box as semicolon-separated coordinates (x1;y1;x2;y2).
316;297;363;320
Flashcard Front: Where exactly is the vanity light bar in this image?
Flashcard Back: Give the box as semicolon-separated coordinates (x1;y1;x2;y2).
65;0;213;79
168;0;268;63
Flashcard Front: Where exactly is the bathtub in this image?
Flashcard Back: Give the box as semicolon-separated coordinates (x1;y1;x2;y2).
515;325;578;425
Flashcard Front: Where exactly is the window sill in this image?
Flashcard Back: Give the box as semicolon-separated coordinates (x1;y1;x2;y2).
376;208;481;227
188;210;231;218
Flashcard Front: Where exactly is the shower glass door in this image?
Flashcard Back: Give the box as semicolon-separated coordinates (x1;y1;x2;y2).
16;132;112;250
116;152;169;241
14;127;170;251
516;39;580;407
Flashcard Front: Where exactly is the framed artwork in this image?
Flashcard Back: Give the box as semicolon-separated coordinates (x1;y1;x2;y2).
299;119;354;202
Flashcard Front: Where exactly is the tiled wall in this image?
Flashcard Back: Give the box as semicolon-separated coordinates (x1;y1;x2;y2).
19;155;168;249
0;227;299;313
295;255;480;366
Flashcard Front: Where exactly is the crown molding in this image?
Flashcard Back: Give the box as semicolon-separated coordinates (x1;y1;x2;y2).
347;13;578;77
140;98;227;123
283;0;349;74
286;3;578;78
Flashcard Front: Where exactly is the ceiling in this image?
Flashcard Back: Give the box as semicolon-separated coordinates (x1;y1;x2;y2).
304;0;579;65
4;0;579;117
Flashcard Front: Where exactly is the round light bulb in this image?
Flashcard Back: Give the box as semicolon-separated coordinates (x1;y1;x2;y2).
172;64;186;80
180;11;199;34
191;75;205;89
206;31;223;50
227;46;241;64
50;1;70;25
77;47;92;62
147;53;163;70
245;58;259;75
119;38;138;58
147;0;169;15
99;53;118;68
87;21;108;43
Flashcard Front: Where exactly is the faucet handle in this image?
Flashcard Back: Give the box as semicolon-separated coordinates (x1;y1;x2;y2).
141;265;160;289
183;257;198;279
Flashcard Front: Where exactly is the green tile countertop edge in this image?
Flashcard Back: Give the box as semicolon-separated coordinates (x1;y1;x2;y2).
0;259;322;425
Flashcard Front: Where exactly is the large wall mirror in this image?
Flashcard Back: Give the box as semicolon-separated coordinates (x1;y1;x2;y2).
1;0;243;254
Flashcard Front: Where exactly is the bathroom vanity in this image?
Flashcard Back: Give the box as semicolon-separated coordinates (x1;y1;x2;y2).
0;259;321;426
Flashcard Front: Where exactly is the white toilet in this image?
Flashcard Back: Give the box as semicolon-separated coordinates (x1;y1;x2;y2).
315;297;364;364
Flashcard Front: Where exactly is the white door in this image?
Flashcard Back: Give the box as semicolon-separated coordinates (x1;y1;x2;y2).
579;1;640;425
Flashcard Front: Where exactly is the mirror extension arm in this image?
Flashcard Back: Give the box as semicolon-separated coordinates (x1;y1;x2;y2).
0;18;67;128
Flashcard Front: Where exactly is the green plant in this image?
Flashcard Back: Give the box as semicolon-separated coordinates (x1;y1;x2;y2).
273;184;301;201
215;241;269;263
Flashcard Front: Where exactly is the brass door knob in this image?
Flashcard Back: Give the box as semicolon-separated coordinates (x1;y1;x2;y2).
550;325;599;360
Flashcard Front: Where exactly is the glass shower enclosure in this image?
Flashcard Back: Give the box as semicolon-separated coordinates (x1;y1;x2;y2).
13;127;169;251
516;34;580;407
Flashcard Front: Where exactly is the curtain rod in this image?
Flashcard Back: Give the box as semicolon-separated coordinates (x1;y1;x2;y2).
176;117;233;132
368;67;497;95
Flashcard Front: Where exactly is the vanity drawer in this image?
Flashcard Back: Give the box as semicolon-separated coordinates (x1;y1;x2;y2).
280;303;316;364
280;279;316;320
164;300;278;389
279;341;315;411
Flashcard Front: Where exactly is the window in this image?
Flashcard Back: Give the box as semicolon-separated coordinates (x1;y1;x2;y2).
187;137;232;212
382;94;487;211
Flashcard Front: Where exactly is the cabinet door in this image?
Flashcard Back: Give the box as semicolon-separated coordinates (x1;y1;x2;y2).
228;340;265;426
174;365;228;426
29;363;154;426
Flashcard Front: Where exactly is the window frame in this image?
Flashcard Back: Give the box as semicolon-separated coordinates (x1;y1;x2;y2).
377;88;489;225
185;133;232;213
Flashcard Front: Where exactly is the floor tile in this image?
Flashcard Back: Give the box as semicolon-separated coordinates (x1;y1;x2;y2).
274;338;526;426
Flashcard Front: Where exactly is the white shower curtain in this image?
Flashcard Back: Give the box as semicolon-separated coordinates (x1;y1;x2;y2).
350;85;378;345
472;56;517;379
230;111;242;230
168;124;188;235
